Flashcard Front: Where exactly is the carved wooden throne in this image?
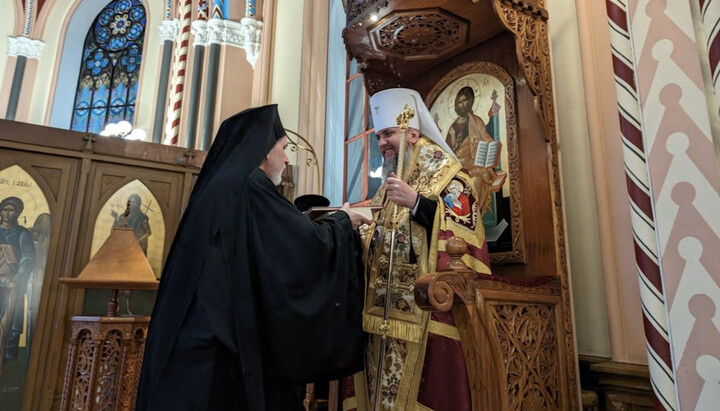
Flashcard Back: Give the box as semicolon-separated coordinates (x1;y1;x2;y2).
415;237;572;410
344;0;579;409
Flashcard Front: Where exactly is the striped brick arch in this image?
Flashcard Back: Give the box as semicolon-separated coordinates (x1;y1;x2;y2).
605;0;677;409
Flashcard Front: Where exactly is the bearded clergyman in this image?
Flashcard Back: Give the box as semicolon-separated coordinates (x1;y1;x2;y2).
343;88;498;411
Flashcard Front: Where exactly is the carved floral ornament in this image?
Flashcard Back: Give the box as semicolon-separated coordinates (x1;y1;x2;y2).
369;9;468;60
345;0;389;28
178;17;264;67
8;36;45;59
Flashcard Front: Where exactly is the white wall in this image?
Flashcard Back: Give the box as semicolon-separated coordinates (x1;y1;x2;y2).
547;0;612;357
270;0;305;167
0;1;16;94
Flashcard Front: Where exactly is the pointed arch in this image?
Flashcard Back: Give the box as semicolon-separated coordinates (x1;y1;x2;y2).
0;164;52;391
47;0;162;133
90;179;165;277
69;0;147;133
0;165;51;225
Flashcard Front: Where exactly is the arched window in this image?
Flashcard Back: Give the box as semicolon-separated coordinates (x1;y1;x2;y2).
70;0;146;133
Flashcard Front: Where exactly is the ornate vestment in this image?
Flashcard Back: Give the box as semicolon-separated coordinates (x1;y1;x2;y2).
343;137;492;411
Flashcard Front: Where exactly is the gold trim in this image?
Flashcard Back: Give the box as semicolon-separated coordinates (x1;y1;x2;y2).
363;314;423;343
415;402;434;411
437;239;491;274
427;319;461;340
342;397;358;411
462;254;491;274
428;201;443;273
343;371;368;411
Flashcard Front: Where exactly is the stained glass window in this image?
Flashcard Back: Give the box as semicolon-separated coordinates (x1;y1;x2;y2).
71;0;146;133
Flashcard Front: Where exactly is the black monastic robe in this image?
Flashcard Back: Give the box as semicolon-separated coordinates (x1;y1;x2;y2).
136;105;364;411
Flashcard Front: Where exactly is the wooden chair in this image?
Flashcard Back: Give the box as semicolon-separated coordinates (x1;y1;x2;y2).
304;380;339;411
415;237;575;410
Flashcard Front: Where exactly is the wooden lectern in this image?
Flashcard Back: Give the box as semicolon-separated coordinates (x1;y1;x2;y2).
58;227;159;411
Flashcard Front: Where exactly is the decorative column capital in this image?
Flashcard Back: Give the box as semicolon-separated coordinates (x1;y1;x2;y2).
206;18;226;44
207;17;263;67
8;36;44;59
191;20;209;46
158;19;179;42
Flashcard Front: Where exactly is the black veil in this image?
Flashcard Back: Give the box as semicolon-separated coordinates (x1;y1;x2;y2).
137;105;364;410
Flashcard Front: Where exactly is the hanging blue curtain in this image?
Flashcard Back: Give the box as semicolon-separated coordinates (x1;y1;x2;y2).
71;0;146;133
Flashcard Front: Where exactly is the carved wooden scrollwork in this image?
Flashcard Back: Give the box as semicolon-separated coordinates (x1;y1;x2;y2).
493;303;559;410
345;0;389;29
60;317;150;411
370;10;468;59
66;329;95;409
492;0;577;407
414;236;568;410
414;271;478;311
492;0;552;142
97;330;123;409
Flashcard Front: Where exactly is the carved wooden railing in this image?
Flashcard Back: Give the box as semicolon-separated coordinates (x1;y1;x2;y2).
415;237;570;410
59;316;148;411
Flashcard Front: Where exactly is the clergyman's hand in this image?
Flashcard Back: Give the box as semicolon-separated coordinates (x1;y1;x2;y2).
340;202;372;229
386;173;418;209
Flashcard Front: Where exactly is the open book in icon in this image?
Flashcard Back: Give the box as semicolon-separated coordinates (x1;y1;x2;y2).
474;140;502;169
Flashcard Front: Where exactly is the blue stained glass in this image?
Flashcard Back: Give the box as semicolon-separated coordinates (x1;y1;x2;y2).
112;15;129;34
98;9;114;25
116;0;132;13
71;0;146;133
74;85;91;110
86;51;109;76
130;6;144;21
89;107;108;132
92;105;106;115
109;98;125;113
71;108;89;131
346;138;365;204
96;27;110;43
94;78;110;103
127;24;143;41
120;47;141;72
107;108;125;125
109;36;127;51
127;82;138;102
111;82;127;106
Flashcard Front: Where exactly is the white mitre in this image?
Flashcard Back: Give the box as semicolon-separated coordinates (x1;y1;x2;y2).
369;87;457;160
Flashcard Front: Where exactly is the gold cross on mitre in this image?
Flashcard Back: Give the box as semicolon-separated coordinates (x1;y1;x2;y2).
396;104;415;132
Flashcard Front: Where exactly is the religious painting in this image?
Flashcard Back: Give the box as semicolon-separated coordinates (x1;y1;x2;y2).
88;179;165;315
0;165;51;409
441;177;477;230
428;61;526;264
